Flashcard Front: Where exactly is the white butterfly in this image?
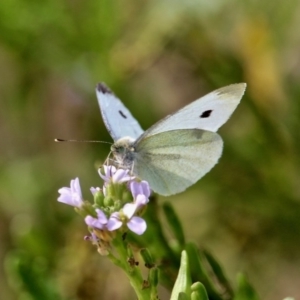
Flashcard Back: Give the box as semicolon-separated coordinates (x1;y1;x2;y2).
96;83;246;196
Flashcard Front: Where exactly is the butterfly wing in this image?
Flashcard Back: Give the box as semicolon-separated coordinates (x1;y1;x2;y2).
96;83;144;141
134;129;223;196
140;83;246;139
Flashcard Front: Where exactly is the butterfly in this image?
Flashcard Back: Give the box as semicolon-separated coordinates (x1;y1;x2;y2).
96;82;246;196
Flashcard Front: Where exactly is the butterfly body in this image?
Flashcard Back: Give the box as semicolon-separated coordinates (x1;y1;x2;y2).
111;137;136;169
97;82;246;196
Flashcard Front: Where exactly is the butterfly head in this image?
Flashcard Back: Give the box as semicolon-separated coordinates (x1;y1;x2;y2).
111;137;136;169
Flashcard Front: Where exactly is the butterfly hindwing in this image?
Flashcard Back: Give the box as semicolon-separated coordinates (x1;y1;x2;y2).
134;129;223;195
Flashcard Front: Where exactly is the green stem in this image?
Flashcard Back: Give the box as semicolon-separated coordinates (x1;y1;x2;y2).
111;235;155;300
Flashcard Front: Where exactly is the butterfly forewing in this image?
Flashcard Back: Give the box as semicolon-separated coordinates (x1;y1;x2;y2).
140;83;246;138
96;83;144;141
134;129;223;196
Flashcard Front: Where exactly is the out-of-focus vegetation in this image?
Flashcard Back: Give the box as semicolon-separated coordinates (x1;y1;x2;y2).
1;0;300;299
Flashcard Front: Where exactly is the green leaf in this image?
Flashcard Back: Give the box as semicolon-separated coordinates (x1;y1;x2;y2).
185;243;222;300
171;251;192;300
178;292;189;300
163;202;185;247
203;249;233;298
191;282;209;300
140;248;155;269
234;273;260;300
149;267;159;287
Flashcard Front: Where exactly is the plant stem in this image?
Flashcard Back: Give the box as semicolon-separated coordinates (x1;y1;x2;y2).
111;235;155;300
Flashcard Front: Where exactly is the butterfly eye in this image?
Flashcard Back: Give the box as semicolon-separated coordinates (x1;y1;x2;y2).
119;110;127;119
200;110;212;118
111;144;121;152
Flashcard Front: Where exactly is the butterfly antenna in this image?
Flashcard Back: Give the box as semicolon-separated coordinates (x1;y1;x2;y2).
55;138;112;145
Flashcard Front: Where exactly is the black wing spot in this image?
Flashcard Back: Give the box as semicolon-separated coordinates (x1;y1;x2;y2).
97;82;113;94
200;110;212;118
119;110;127;119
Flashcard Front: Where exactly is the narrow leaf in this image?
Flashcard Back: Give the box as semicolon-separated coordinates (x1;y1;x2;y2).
171;251;192;300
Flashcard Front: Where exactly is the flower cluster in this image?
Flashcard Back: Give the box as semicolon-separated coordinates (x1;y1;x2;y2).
58;166;151;254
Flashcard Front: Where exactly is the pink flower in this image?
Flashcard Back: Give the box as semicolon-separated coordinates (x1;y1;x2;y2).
130;181;151;200
99;166;133;184
90;187;101;195
107;201;147;235
85;209;108;230
58;178;83;207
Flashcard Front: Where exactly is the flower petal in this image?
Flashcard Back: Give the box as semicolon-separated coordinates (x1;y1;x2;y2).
135;194;148;207
107;213;122;231
90;187;101;195
57;195;73;206
57;178;83;207
85;209;107;229
123;203;137;219
71;178;82;198
113;169;132;183
127;217;147;235
130;181;151;199
99;166;117;182
96;209;108;224
85;215;105;229
58;187;71;194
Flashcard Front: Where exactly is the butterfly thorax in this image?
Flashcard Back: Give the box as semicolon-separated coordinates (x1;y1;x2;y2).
111;137;136;169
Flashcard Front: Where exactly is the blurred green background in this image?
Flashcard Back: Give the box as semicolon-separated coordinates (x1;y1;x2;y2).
1;0;300;299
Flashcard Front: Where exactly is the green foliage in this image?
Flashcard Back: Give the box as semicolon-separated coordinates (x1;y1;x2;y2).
170;251;192;300
163;201;186;247
168;247;258;300
234;274;260;300
191;282;209;300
